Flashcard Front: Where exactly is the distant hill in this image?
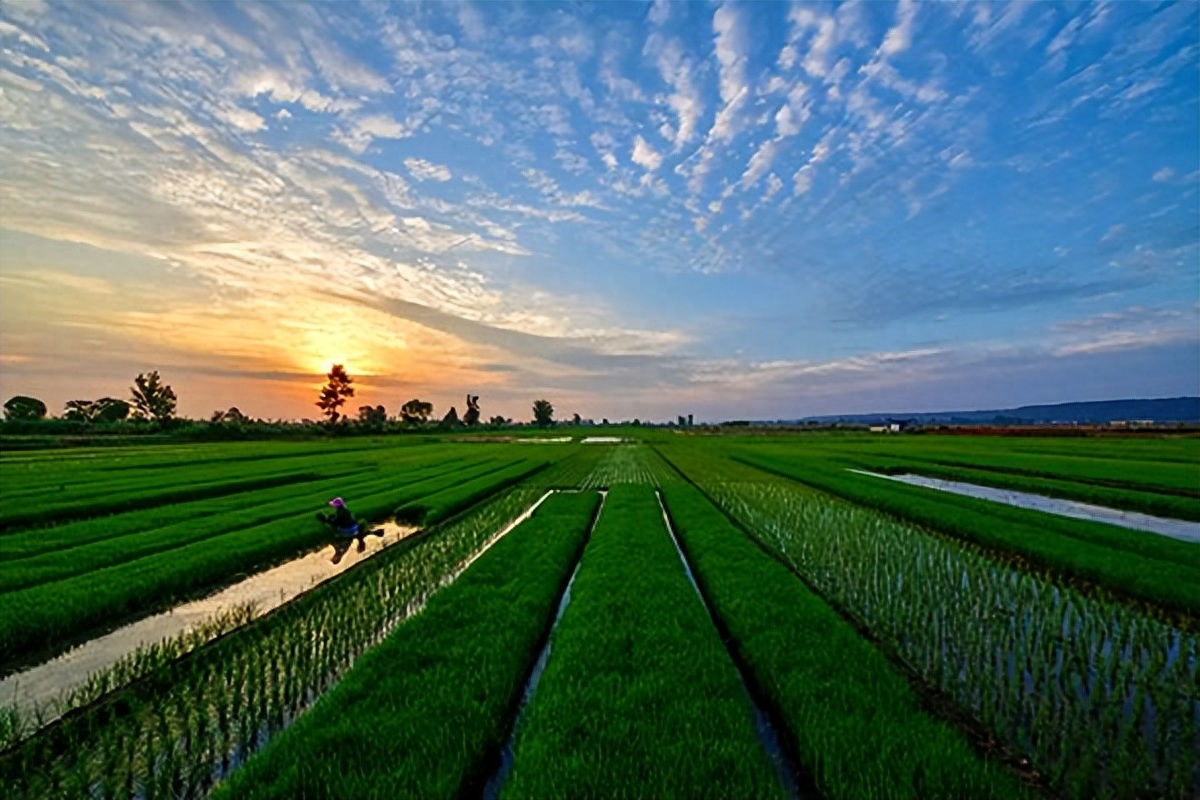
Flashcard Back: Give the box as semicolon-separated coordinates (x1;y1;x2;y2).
801;397;1200;425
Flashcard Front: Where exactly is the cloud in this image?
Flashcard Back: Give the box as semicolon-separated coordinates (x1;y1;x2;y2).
404;157;452;182
741;139;779;189
710;3;749;141
631;135;663;172
214;105;266;132
334;112;411;153
1153;167;1175;183
879;0;918;57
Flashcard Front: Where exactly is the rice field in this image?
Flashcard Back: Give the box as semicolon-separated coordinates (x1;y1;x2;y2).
0;431;1194;799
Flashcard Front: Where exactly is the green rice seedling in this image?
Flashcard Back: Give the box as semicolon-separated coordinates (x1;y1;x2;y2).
502;485;786;800
0;449;595;799
662;449;1198;800
213;491;601;799
659;479;1035;800
578;443;675;487
733;450;1200;615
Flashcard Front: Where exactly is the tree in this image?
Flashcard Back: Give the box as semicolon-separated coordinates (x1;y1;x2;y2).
488;415;507;427
463;394;481;426
4;395;46;421
130;371;177;423
399;398;433;425
210;406;247;424
532;399;554;428
94;397;130;423
67;397;131;423
315;364;354;424
442;406;460;426
571;413;582;426
358;404;387;428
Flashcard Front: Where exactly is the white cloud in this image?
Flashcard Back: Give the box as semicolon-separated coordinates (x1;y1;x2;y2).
741;139;779;189
879;0;917;57
1100;223;1125;243
335;113;411;154
1152;167;1175;183
710;3;749;141
631;135;663;171
648;0;671;26
646;34;704;149
215;105;266;133
793;164;814;196
404;158;452;182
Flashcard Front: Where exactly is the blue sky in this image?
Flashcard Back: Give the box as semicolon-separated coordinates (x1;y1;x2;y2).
0;0;1196;422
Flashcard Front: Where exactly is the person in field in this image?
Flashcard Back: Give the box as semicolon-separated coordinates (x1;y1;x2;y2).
317;497;382;564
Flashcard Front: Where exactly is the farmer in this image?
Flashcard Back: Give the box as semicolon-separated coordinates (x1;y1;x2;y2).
317;497;361;537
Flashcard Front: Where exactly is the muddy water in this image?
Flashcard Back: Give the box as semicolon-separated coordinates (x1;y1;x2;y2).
0;520;418;720
849;470;1200;543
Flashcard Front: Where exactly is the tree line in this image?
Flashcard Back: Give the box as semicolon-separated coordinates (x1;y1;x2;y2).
2;366;569;431
315;364;560;429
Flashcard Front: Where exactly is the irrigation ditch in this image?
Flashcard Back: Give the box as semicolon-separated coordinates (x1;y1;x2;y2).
654;490;808;800
478;488;607;800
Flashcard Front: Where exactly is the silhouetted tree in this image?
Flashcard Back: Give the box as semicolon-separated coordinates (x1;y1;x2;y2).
4;395;46;421
400;398;433;424
67;397;131;423
463;394;481;426
210;406;247;424
532;399;554;427
488;415;507;427
571;413;582;425
315;364;354;424
94;398;130;423
442;406;460;425
358;404;387;428
130;372;177;423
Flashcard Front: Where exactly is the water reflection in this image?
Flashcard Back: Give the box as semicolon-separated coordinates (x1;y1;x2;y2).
0;519;417;721
850;470;1200;543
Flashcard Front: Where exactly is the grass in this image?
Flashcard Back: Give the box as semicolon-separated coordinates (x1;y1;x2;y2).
213;490;601;800
502;485;786;800
659;479;1037;800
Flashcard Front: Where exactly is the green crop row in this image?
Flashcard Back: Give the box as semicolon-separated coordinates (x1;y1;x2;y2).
215;491;602;799
662;449;1199;800
0;456;507;592
659;479;1034;800
502;485;785;799
0;450;593;798
0;440;467;526
734;450;1200;615
0;456;472;561
394;458;549;524
0;457;548;667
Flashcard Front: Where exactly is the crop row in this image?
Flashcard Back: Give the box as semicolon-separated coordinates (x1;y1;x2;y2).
502;484;784;799
0;455;471;562
214;491;602;799
0;458;502;591
0;455;551;667
734;449;1200;615
659;479;1033;800
0;442;460;531
578;443;676;488
0;450;594;798
664;450;1198;800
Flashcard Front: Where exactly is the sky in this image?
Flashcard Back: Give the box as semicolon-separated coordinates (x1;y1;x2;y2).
0;0;1197;423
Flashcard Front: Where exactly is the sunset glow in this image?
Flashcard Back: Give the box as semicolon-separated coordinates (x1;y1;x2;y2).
0;2;1196;422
